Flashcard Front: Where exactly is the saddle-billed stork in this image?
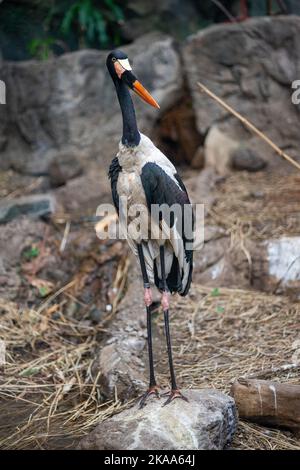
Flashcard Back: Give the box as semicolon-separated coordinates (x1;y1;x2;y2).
106;50;193;407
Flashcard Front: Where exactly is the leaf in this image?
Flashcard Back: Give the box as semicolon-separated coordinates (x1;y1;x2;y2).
39;286;50;297
23;245;40;261
61;3;79;35
94;10;108;45
211;287;220;297
78;0;91;30
28;38;39;56
28;38;56;61
28;278;54;297
216;305;225;314
86;15;95;42
20;367;40;377
103;0;124;21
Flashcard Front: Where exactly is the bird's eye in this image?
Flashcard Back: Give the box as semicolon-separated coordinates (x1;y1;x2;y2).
112;57;116;62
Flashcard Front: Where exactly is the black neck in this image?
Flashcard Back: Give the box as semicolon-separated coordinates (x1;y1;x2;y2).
114;79;140;147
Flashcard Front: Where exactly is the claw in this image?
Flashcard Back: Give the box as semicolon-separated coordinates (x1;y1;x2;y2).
139;385;160;408
162;389;188;406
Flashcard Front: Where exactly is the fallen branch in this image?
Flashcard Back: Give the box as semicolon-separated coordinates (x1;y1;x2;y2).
197;81;300;172
231;378;300;431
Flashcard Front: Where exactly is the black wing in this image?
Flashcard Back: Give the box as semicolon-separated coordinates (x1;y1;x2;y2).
108;157;122;214
140;162;193;296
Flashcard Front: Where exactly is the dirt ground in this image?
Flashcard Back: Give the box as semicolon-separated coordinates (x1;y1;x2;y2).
0;282;300;449
0;168;300;450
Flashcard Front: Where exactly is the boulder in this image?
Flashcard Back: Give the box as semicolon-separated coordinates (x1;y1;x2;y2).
78;389;238;450
0;194;55;223
92;263;148;400
54;165;111;213
256;236;300;296
121;0;201;42
0;32;183;175
185;167;219;216
193;235;253;291
48;149;84;187
190;146;204;169
183;16;300;172
204;126;239;175
284;0;300;14
193;232;300;297
231;146;267;172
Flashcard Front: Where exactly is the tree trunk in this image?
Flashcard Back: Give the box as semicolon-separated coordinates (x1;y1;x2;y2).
231;378;300;431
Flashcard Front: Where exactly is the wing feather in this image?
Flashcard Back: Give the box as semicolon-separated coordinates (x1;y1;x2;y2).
140;162;193;296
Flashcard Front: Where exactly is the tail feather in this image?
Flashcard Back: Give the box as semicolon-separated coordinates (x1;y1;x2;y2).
128;238;193;296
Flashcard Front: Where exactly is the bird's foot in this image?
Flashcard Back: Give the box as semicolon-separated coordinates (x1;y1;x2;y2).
161;389;188;406
139;385;160;409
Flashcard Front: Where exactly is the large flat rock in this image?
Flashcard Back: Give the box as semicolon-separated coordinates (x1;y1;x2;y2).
92;263;148;401
0;194;55;223
78;389;237;450
183;16;300;172
0;32;182;175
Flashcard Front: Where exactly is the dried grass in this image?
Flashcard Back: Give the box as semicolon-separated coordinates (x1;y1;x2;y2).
208;172;300;241
0;248;300;450
155;285;300;450
0;254;131;450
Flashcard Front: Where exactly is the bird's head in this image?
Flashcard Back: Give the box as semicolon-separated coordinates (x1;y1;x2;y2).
106;50;160;109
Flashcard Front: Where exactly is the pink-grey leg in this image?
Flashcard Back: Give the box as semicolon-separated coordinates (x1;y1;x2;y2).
159;245;188;406
137;244;159;408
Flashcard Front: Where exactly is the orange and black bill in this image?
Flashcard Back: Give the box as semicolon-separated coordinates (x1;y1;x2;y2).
114;59;160;109
132;80;160;109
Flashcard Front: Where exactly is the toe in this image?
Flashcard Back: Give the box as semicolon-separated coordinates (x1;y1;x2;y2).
139;386;160;408
162;389;188;406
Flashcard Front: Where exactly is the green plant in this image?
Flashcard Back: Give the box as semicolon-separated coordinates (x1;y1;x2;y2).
210;287;220;297
216;305;225;314
38;286;50;297
60;0;124;48
22;245;40;260
19;367;40;377
28;37;56;60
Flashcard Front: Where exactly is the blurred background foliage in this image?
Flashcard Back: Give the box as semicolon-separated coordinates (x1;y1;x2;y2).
0;0;299;61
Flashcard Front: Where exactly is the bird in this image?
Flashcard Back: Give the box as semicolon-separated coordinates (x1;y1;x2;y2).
106;49;193;407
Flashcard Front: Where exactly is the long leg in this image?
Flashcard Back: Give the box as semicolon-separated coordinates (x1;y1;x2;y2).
137;244;159;408
160;245;188;406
